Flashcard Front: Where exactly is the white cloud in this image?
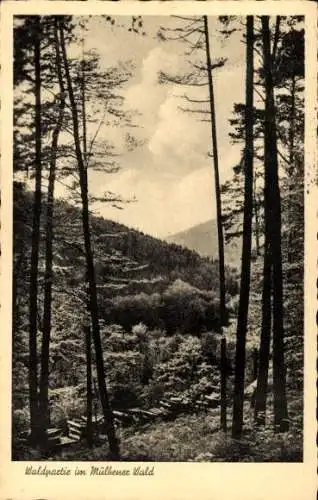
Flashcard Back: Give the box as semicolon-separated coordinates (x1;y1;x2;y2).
53;21;245;239
123;46;184;141
148;89;210;172
90;164;215;238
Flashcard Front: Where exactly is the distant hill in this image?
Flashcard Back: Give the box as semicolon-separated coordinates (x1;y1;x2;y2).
13;184;238;305
166;219;241;268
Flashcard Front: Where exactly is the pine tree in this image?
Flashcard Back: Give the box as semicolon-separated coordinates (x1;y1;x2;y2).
232;16;254;438
38;17;66;446
28;16;42;444
203;15;226;326
254;117;272;425
261;16;289;432
58;18;120;458
79;21;94;445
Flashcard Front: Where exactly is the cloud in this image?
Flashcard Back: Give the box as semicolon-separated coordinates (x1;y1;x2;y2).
86;57;243;238
124;47;180;127
148;89;210;175
166;166;216;235
90;163;215;238
54;22;245;239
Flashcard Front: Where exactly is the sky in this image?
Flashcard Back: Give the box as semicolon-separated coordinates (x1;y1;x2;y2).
56;16;246;239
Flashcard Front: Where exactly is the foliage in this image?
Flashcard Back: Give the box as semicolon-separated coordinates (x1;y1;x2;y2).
104;279;222;334
16;400;301;461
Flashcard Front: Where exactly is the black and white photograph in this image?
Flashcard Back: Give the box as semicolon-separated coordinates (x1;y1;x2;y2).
1;1;316;479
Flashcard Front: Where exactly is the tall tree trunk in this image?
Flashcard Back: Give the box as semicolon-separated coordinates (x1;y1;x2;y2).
254;83;273;423
272;16;281;64
220;336;227;432
261;16;289;432
203;16;227;327
38;18;66;446
232;16;254;439
80;29;93;447
288;76;296;169
254;204;272;425
85;325;93;447
13;243;26;334
81;52;88;166
253;177;260;256
287;73;296;263
59;20;120;458
28;17;42;444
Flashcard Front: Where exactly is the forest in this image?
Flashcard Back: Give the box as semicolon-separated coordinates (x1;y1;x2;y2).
12;14;304;462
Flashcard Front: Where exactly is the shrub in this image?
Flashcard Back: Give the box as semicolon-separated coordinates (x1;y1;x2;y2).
103;279;221;334
12;408;30;435
132;322;148;338
49;386;85;423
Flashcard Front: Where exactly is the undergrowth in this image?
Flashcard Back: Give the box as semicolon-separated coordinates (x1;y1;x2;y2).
13;391;302;463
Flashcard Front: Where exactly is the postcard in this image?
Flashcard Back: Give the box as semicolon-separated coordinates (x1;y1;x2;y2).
0;1;317;499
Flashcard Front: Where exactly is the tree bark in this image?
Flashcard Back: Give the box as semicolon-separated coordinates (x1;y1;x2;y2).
261;16;289;432
287;73;296;263
59;20;120;457
28;17;42;444
254;210;272;425
254;77;274;422
13;236;27;334
220;336;227;432
81;47;88;166
38;18;66;446
232;16;254;439
85;325;93;447
203;16;227;327
272;16;281;64
80;30;93;447
253;177;260;256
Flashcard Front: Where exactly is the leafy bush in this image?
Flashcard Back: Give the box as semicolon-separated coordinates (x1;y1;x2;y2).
210;427;302;462
104;279;222;334
12;408;30;435
100;324;145;408
151;335;221;401
49;386;86;422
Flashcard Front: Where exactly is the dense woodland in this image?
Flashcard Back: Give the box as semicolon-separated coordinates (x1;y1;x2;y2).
12;15;304;461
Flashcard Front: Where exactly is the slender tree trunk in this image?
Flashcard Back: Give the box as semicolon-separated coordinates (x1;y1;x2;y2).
13;243;26;334
93;378;99;429
81;55;88;166
59;20;119;458
287;73;296;263
272;16;281;64
288;75;296;169
28;17;42;444
253;178;260;256
261;16;289;432
13;184;29;332
85;325;93;447
232;16;254;439
254;210;272;425
80;30;93;447
254;92;273;424
38;18;66;446
203;16;227;327
220;336;227;432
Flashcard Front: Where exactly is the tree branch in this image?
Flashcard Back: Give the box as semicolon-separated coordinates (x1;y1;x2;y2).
272;16;281;63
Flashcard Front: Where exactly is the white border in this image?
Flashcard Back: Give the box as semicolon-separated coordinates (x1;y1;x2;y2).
1;2;317;499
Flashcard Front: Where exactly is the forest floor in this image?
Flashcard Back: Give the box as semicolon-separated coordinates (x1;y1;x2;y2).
14;390;302;463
